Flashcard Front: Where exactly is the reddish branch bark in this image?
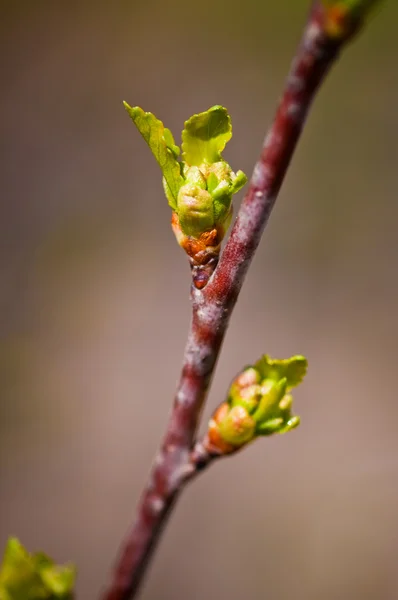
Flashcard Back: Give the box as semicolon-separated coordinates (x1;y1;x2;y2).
102;3;358;599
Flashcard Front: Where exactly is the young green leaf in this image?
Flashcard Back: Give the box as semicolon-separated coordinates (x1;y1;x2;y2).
0;538;75;599
182;106;232;167
254;355;308;391
123;103;184;209
252;378;287;423
230;170;248;195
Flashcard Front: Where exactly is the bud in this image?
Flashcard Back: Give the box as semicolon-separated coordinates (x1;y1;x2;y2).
203;354;307;455
322;0;382;39
124;103;247;288
177;184;214;237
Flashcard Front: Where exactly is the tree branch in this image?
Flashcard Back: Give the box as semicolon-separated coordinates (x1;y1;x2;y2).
102;3;362;598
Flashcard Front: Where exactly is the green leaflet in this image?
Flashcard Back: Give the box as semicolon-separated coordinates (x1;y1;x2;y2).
0;538;75;600
229;170;248;196
251;378;288;424
254;355;308;391
123;103;184;209
257;415;300;435
181;106;232;166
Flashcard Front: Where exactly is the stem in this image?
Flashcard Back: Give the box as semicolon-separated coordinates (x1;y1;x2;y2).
103;3;348;598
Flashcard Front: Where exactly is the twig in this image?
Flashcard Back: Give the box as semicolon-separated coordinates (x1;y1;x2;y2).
102;3;358;598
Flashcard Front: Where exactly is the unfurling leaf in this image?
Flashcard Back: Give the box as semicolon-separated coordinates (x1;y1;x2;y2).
123;103;184;208
254;355;308;390
0;538;75;599
181;106;232;166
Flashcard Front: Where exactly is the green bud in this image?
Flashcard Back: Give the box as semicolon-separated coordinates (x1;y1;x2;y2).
208;161;230;179
124;103;247;239
218;405;256;446
177;184;214;237
231;383;263;414
205;161;247;224
184;165;207;189
229;367;262;414
204;354;308;454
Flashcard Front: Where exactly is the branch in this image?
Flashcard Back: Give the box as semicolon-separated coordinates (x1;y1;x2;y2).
102;2;378;598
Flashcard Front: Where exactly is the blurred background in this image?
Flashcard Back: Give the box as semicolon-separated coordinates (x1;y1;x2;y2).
1;1;398;598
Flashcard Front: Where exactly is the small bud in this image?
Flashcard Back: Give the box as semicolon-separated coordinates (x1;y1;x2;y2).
124;103;247;288
229;367;262;414
177;184;214;236
322;0;382;39
184;166;207;189
218;405;256;446
203;354;308;455
207;403;238;455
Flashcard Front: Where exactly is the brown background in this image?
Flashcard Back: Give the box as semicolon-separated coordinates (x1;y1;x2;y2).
1;1;398;598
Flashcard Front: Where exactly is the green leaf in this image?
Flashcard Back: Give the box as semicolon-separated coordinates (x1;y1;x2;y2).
0;538;75;599
123;103;184;209
279;415;301;433
252;378;287;423
256;418;284;435
229;170;248;195
255;355;308;391
181;106;232;166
